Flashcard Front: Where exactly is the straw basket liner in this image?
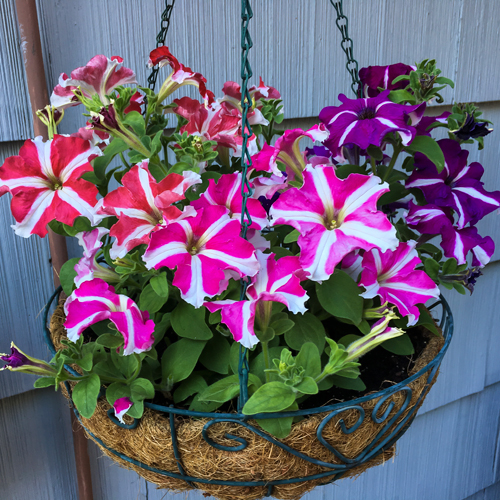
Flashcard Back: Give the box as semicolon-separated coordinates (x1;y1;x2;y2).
46;294;452;500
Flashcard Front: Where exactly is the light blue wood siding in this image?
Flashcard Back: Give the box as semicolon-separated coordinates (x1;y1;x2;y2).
1;1;499;500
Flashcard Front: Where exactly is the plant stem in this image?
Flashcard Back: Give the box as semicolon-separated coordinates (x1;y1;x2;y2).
261;341;271;384
370;157;377;176
119;152;131;170
382;142;403;182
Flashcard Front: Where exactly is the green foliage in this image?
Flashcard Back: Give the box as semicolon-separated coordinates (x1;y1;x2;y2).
161;338;207;387
59;258;80;295
171;302;213;340
72;374;101;418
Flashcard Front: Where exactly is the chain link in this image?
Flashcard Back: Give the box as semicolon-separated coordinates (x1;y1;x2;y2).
147;0;177;91
329;0;361;97
237;0;255;412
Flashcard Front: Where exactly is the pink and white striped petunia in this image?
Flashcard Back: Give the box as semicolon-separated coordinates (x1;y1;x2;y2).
406;139;500;229
359;241;440;325
143;205;260;308
204;251;309;348
191;172;268;229
74;227;118;287
64;279;155;355
98;160;201;259
252;125;329;180
113;397;133;424
0;135;103;238
50;55;137;110
148;46;215;105
270;166;398;281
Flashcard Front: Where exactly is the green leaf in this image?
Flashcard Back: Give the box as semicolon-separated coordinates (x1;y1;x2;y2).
404;136;446;173
199;334;230;374
229;341;241;375
294;376;318;395
423;258;440;280
150;272;169;298
105;381;131;406
111;350;139;379
198;375;240;403
188;394;223;412
72;374;101;418
283;229;300;244
173;374;208;404
93;360;125;381
270;319;295;335
242;382;296;415
366;145;384;161
161;338;207;384
415;305;440;336
257;403;298;439
122;111;146;136
126;399;144;419
316;270;363;325
330;374;366;391
139;283;168;315
96;334;124;349
381;333;415;355
59;258;80;296
130;378;155;401
285;313;326;353
441;258;458;276
34;377;56;389
295;342;321;379
77;352;94;372
171;301;213;340
256;326;275;343
338;334;362;348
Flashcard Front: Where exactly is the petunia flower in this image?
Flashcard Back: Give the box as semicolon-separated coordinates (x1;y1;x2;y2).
248;77;282;108
74;227;119;287
452;113;493;141
270;166;398;281
173;97;241;153
142;205;260;308
204;251;308;348
414;111;451;137
251;125;329;181
64;279;155;355
191;172;268;229
50;55;136;110
148;46;215;106
98;160;201;259
406;139;500;228
406;202;495;267
358;63;416;98
358;241;440;325
0;135;103;238
319;90;425;162
1;343;56;376
113;397;133;424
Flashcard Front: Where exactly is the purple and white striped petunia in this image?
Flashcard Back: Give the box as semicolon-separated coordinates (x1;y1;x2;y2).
64;279;155;355
50;55;137;110
191;172;268;229
358;63;416;98
359;241;440;325
74;227;118;287
406;139;500;228
319;90;425;162
113;397;133;424
0;135;103;238
270;166;399;281
204;251;309;348
142;206;260;308
406;202;495;267
98;160;201;259
251;125;329;181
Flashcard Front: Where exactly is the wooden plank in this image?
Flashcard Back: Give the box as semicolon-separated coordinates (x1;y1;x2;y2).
33;0;475;133
464;481;500;500
0;141;54;399
0;0;33;141
0;388;78;500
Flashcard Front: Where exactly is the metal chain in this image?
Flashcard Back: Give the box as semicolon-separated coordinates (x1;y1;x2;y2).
237;0;254;412
147;0;177;91
329;0;361;97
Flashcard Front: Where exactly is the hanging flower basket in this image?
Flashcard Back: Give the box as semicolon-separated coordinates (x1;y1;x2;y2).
2;2;498;500
44;291;451;500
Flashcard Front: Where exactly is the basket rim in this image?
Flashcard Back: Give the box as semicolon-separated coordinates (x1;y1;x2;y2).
43;287;453;420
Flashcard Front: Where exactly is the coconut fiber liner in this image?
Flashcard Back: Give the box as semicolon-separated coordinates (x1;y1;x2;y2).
50;302;444;500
